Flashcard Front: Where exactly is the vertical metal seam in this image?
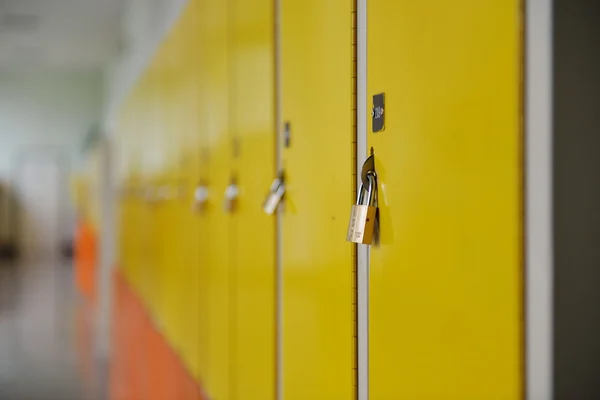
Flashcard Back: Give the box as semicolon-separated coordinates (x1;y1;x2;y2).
525;0;554;398
356;0;369;398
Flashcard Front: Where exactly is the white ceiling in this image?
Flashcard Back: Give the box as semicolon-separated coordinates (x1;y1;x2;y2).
0;0;124;70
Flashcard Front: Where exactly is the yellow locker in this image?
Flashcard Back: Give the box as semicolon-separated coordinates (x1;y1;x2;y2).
366;1;523;398
142;62;164;322
164;11;190;354
201;0;233;397
175;0;203;378
195;0;211;384
154;24;181;347
195;126;211;387
281;0;356;398
229;0;277;397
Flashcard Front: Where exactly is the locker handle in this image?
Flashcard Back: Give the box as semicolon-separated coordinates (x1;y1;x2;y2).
223;181;239;213
193;184;209;213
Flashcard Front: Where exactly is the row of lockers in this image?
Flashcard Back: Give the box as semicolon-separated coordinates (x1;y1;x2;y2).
115;0;523;398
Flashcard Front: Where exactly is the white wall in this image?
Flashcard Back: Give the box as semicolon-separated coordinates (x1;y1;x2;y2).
0;70;104;241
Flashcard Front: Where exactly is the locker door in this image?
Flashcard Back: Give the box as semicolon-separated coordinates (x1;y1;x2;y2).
366;1;523;398
201;0;233;398
147;46;169;328
144;63;164;320
229;0;276;397
176;0;203;379
195;0;211;384
158;25;184;347
280;0;356;398
165;13;190;354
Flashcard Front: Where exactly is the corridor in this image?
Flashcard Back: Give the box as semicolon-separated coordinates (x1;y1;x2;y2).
0;0;598;398
0;261;101;400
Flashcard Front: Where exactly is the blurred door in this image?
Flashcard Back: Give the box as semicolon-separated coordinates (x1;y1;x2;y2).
201;0;233;398
16;153;62;260
194;0;211;383
366;0;523;398
280;0;356;398
228;0;277;397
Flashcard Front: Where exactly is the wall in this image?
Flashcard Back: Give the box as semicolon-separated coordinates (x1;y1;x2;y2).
0;70;103;243
553;0;600;397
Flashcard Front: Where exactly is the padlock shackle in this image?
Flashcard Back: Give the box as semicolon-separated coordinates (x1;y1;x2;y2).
356;172;376;206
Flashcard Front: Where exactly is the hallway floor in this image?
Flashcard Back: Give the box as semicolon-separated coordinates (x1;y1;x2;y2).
0;260;101;400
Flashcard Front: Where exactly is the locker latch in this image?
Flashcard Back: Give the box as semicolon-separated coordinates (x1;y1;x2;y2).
372;93;385;132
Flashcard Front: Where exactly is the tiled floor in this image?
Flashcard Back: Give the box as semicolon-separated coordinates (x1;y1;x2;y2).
0;258;100;400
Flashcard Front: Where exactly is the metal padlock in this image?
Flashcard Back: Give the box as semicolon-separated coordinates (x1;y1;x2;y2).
223;180;239;212
193;183;209;213
263;176;285;215
346;173;377;244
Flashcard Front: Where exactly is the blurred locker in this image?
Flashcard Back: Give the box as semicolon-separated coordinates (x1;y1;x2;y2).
280;0;356;398
194;0;212;386
175;0;204;381
143;59;167;326
156;23;183;348
228;0;277;397
365;0;523;398
168;10;191;356
201;0;233;398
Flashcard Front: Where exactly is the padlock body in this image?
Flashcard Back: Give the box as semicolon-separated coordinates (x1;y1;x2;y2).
263;189;283;215
346;204;376;244
263;185;285;215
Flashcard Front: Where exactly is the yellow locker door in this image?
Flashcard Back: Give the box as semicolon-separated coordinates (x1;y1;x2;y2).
144;63;165;320
195;0;211;384
367;1;523;398
166;14;189;354
281;0;356;398
229;0;276;397
195;132;211;387
175;0;203;379
158;26;183;347
201;0;233;398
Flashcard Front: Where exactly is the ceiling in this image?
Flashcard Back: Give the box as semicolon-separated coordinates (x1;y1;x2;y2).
0;0;124;71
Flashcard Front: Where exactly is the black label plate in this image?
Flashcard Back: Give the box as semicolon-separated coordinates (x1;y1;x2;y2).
372;93;385;132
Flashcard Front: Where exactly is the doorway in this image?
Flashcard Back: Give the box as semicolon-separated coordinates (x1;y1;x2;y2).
13;149;65;261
